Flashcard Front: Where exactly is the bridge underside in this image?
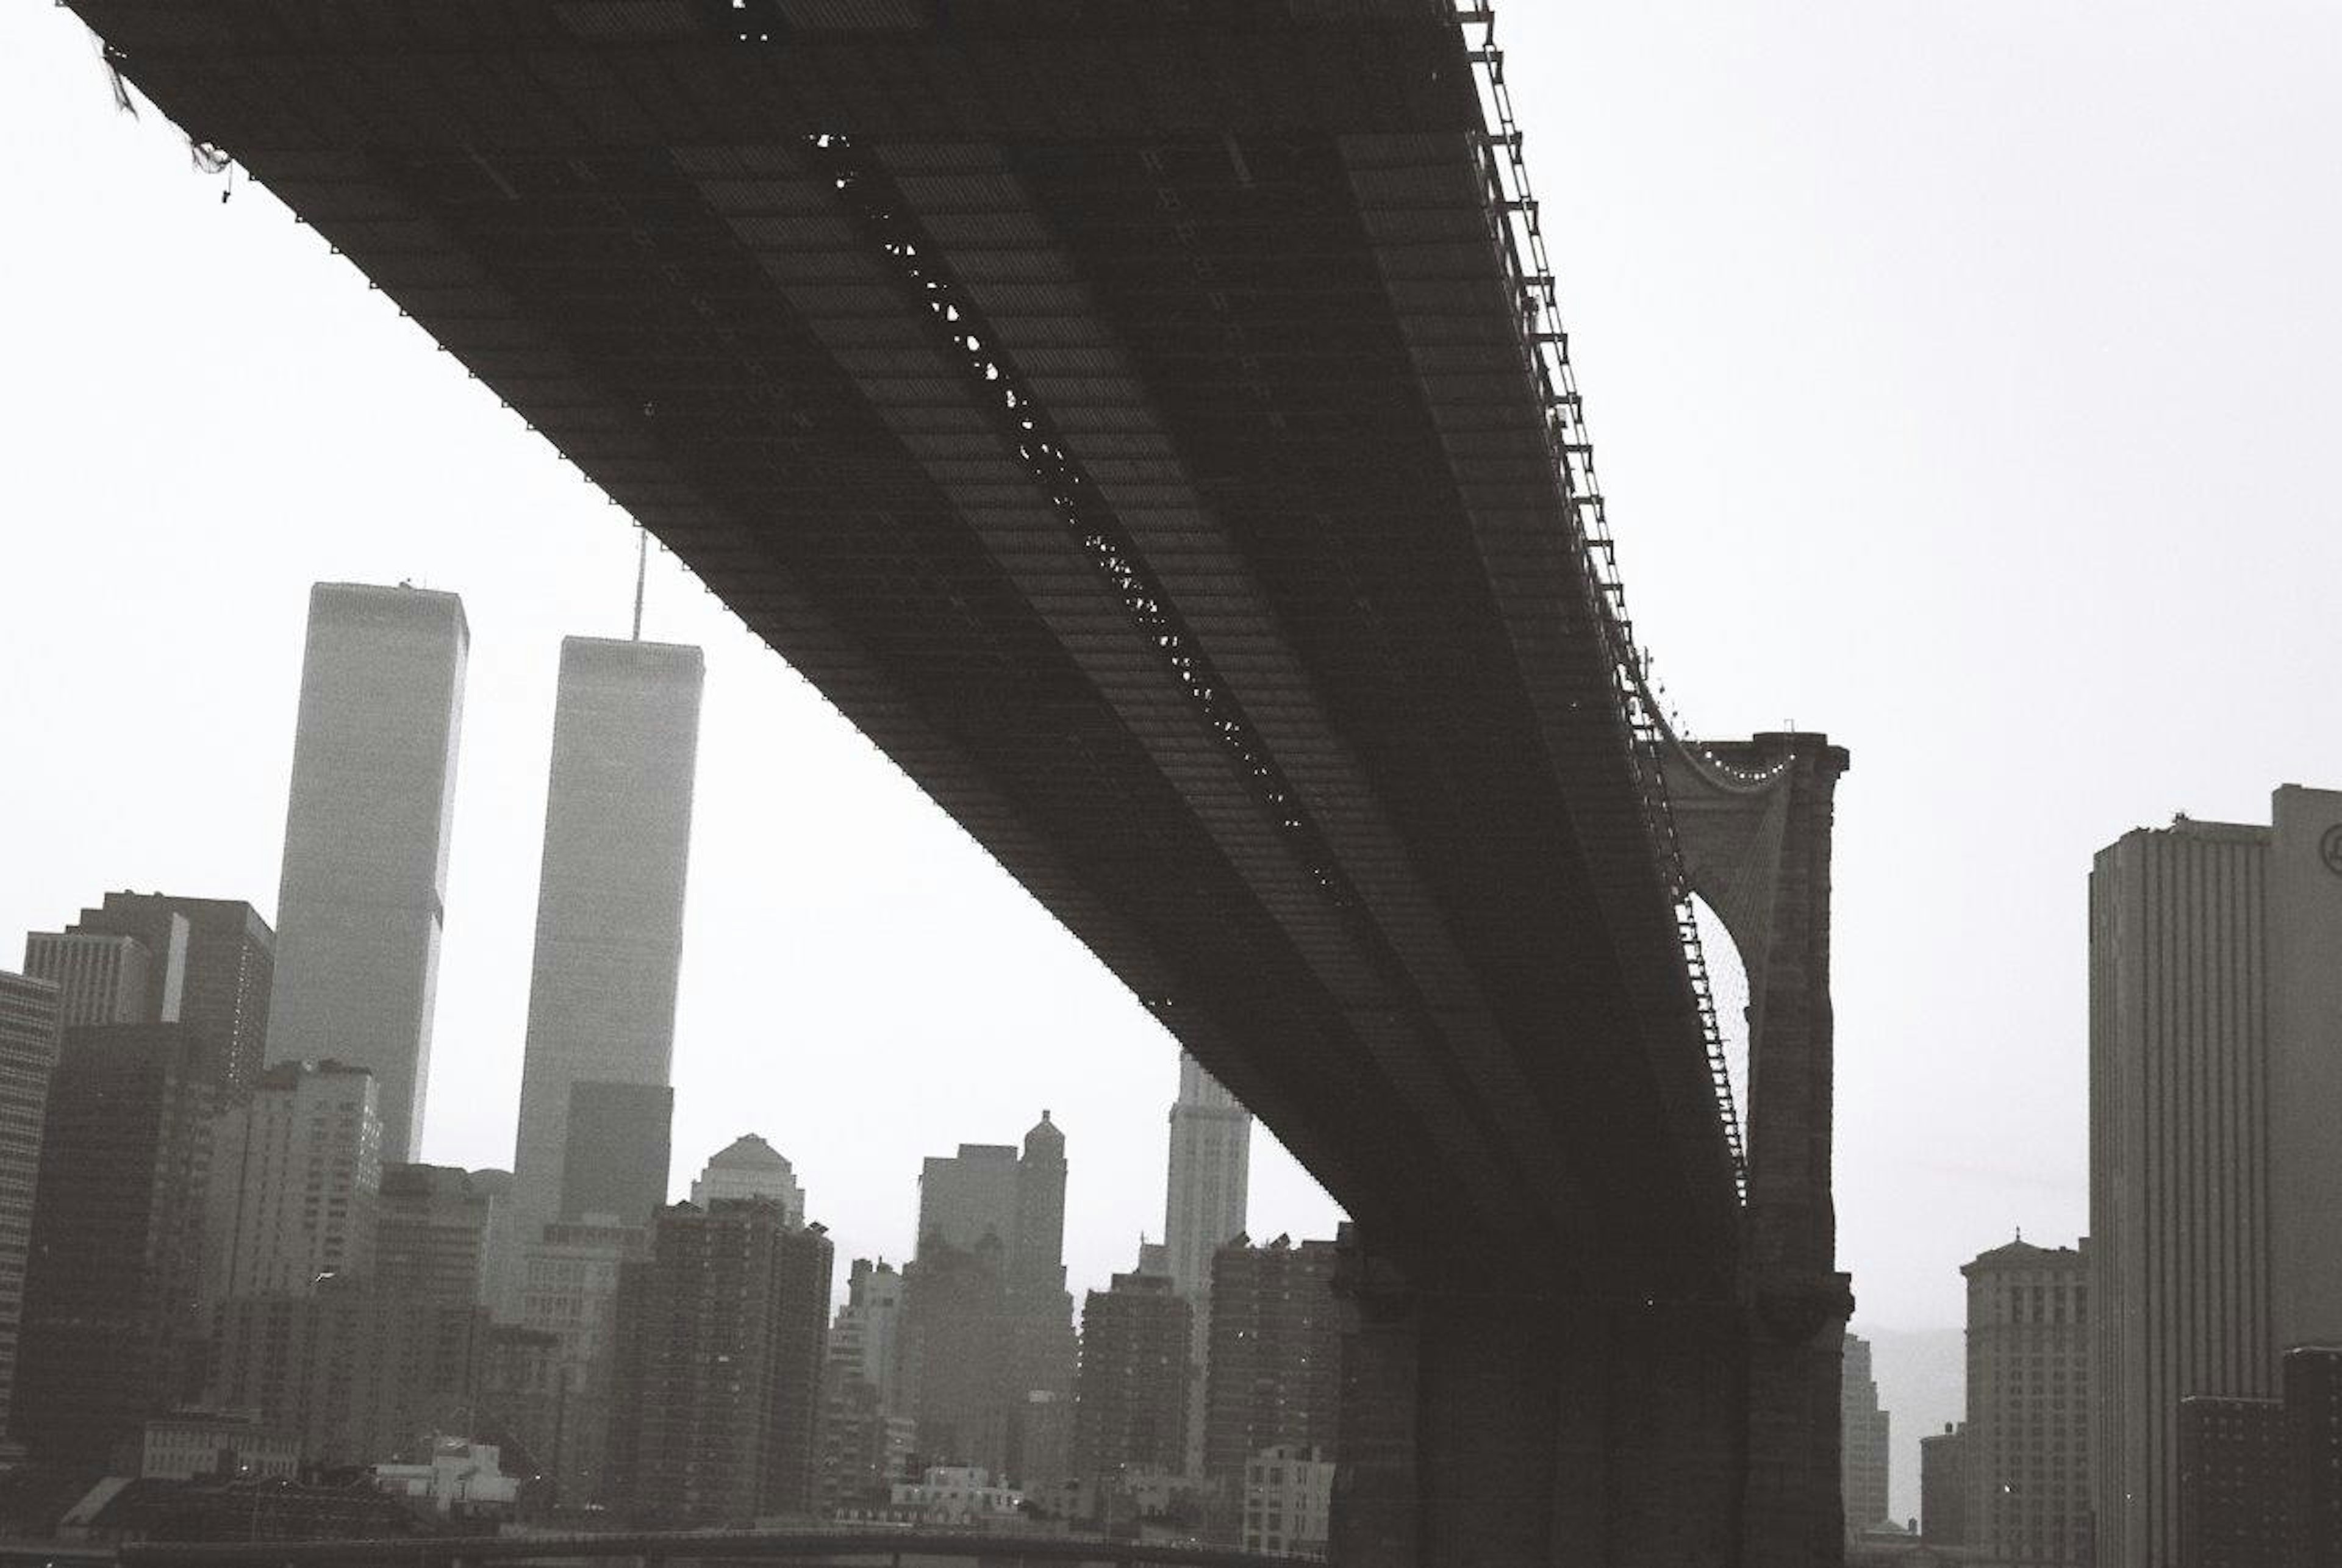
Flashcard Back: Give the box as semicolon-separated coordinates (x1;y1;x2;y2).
74;0;1745;1292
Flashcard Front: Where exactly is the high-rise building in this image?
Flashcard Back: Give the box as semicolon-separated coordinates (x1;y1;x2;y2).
66;894;274;1092
1163;1053;1248;1477
267;582;468;1163
822;1260;915;1514
208;1274;491;1468
1201;1238;1345;1483
918;1142;1022;1254
609;1198;832;1524
818;1360;895;1513
1011;1114;1069;1298
2178;1395;2287;1567
904;1233;1014;1477
2088;792;2342;1566
1961;1237;2091;1564
376;1164;503;1310
520;1213;648;1506
1073;1269;1192;1483
510;637;700;1256
907;1117;1076;1487
203;1060;381;1308
0;971;61;1452
13;1023;217;1464
1840;1333;1891;1538
1164;1055;1249;1301
2284;1345;2342;1567
22;929;155;1027
830;1257;906;1414
1921;1423;1969;1546
557;1081;673;1228
689;1133;804;1225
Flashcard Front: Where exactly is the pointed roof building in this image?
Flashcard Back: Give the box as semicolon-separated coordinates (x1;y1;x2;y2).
689;1134;804;1226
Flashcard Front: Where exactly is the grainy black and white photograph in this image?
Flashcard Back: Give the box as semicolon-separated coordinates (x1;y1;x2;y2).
1;4;2337;1566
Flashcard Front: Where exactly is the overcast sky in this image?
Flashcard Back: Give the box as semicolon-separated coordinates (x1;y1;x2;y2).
7;2;2340;1513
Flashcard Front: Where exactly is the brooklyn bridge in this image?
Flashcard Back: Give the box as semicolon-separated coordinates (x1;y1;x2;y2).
63;3;1852;1563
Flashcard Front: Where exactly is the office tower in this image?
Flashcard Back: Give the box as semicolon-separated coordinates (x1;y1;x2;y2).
1005;1114;1076;1487
919;1141;1022;1252
208;1274;492;1468
1073;1269;1192;1482
819;1361;894;1512
907;1115;1077;1485
689;1133;803;1225
67;893;274;1092
1011;1112;1069;1294
1164;1054;1247;1477
1840;1333;1891;1536
822;1263;915;1514
1958;1237;2090;1564
13;1023;217;1464
376;1164;503;1309
268;581;468;1163
2178;1396;2287;1566
830;1257;907;1413
0;972;60;1452
510;637;702;1258
904;1232;1015;1477
1921;1423;1969;1545
204;1061;380;1309
1201;1238;1345;1481
1164;1054;1250;1300
22;930;154;1026
559;1081;672;1228
2285;1345;2342;1566
520;1214;648;1506
609;1198;832;1524
2088;790;2342;1566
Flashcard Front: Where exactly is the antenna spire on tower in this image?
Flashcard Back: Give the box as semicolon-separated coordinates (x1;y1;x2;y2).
632;526;648;641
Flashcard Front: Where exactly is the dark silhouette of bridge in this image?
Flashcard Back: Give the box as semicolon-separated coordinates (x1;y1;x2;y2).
65;2;1853;1563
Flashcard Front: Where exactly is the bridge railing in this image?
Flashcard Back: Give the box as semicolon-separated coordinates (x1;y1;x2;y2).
1453;0;1755;1199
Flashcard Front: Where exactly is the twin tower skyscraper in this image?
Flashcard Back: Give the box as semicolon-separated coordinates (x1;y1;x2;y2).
266;582;703;1267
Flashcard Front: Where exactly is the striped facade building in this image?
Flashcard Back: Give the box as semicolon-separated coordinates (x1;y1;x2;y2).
2088;787;2342;1566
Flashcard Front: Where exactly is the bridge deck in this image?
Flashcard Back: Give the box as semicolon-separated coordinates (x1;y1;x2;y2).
74;0;1738;1286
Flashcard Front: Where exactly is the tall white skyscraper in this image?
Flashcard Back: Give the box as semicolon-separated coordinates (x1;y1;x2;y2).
510;637;703;1258
2088;788;2342;1567
266;582;467;1162
1164;1053;1250;1300
1163;1051;1250;1475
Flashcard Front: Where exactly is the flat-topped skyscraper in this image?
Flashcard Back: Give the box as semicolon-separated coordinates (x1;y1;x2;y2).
266;582;467;1162
510;637;702;1249
68;893;273;1092
2090;787;2342;1566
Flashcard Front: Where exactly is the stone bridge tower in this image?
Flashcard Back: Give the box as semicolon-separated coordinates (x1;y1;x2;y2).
1661;731;1855;1568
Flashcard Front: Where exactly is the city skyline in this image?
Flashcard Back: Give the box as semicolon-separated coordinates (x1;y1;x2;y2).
6;1;2342;1547
10;0;2342;1480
